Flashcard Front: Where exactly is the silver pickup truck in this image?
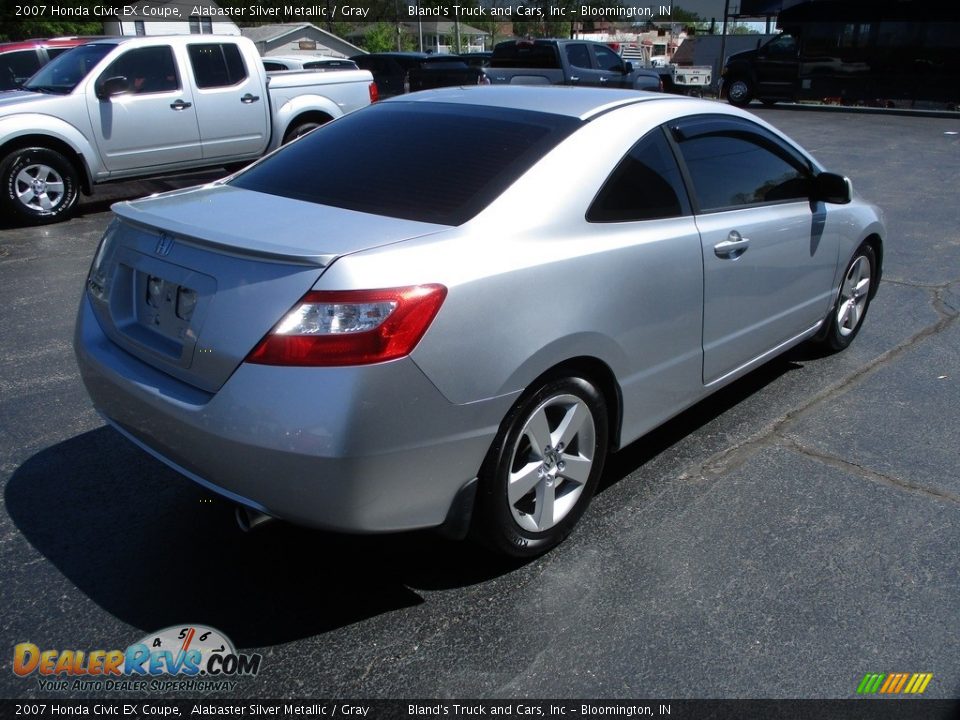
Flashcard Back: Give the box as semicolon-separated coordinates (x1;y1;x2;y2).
0;35;376;225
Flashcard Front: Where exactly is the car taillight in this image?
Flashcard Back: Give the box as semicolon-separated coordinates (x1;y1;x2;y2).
369;81;379;103
246;285;447;366
478;73;490;85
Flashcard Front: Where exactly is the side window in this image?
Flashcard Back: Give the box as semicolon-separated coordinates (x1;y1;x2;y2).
565;44;591;69
587;128;689;223
765;34;798;58
593;45;623;72
263;61;286;72
1;50;41;89
675;122;811;211
101;46;179;94
188;43;248;89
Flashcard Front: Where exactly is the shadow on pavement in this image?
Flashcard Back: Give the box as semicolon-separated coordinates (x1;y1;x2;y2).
5;427;520;649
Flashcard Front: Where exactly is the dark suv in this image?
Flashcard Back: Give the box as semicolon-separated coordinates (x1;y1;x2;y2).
0;37;98;91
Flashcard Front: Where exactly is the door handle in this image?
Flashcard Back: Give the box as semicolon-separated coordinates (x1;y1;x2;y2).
169;99;192;111
241;93;260;104
569;76;580;83
713;231;751;259
599;77;608;84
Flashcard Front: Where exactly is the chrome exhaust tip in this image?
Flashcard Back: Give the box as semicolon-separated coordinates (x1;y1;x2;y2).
235;505;275;532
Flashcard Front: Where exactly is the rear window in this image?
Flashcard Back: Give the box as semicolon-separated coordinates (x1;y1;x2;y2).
491;42;561;69
230;102;580;226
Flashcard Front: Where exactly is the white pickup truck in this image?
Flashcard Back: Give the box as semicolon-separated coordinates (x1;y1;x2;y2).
0;35;377;225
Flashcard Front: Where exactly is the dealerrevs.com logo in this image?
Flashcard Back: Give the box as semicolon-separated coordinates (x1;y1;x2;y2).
13;625;262;693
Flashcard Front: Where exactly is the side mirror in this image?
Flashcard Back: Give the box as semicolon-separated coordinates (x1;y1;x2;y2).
623;61;633;74
96;75;130;100
813;172;852;204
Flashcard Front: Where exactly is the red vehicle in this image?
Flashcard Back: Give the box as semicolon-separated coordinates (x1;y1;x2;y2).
0;37;99;91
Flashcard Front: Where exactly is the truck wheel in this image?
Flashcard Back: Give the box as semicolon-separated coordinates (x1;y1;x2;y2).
725;78;753;107
1;147;79;225
282;122;321;144
471;375;609;558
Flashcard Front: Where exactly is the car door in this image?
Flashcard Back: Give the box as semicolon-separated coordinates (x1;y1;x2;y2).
754;34;800;99
671;115;838;385
186;42;270;160
86;44;202;173
563;43;600;86
590;44;632;88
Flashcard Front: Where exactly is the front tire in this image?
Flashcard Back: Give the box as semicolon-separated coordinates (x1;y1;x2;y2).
725;77;753;107
0;147;79;225
814;242;877;351
472;376;609;558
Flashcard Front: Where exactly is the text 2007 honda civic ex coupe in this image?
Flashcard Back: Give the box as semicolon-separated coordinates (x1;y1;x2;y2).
75;86;884;557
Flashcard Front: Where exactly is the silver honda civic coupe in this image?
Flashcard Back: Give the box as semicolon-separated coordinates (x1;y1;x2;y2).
75;86;884;557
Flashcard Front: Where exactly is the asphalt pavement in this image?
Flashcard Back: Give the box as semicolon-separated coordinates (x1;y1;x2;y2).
0;107;958;702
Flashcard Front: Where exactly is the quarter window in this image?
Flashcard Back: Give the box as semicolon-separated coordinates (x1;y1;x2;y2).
188;43;247;88
674;120;811;211
587;128;689;222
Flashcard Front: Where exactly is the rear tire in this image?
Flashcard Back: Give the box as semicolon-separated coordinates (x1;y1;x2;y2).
0;146;79;225
472;376;608;558
282;122;321;144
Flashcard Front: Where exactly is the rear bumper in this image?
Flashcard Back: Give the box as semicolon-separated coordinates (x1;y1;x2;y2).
74;294;513;532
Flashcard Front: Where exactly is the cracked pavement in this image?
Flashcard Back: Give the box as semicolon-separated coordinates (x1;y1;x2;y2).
1;109;958;701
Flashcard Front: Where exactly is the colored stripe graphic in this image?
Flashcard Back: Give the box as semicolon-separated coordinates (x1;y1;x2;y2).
857;674;886;694
858;673;932;695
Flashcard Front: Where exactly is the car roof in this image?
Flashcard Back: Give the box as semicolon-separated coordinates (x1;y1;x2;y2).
0;37;99;53
381;85;684;121
265;54;345;63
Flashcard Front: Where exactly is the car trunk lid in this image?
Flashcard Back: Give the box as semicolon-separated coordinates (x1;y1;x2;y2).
86;184;447;393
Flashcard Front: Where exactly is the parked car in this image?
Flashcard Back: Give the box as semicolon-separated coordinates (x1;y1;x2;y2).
350;51;486;97
75;86;884;557
0;35;376;225
487;39;663;92
459;51;492;68
0;36;100;91
262;55;359;72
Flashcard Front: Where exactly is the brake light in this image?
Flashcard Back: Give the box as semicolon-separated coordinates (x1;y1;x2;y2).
246;285;447;366
369;81;379;103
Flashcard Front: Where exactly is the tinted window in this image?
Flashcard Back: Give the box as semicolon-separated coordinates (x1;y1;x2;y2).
0;50;40;89
677;131;810;210
565;44;591;69
188;43;247;88
263;61;287;71
101;46;179;94
588;128;689;223
24;43;113;93
230;103;581;226
593;45;623;71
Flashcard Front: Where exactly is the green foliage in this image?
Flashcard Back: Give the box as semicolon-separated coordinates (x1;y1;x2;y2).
357;22;416;52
